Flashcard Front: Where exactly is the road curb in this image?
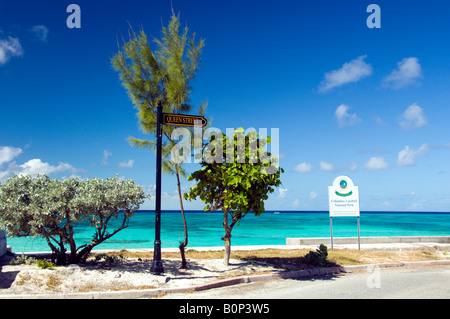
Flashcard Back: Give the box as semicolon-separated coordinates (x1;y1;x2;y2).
1;259;449;299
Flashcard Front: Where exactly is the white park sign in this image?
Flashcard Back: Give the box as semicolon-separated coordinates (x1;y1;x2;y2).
328;175;361;250
328;175;360;217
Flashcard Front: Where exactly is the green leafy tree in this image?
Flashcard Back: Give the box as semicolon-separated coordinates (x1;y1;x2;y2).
184;128;283;266
111;11;207;269
0;174;146;265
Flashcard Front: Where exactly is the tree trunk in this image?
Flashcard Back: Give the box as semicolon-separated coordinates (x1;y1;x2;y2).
179;244;187;269
53;249;67;266
46;235;67;265
223;236;231;266
222;209;232;266
65;210;78;265
176;164;189;269
75;244;95;264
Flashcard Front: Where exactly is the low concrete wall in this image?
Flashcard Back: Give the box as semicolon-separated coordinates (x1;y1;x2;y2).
0;229;6;258
286;236;450;246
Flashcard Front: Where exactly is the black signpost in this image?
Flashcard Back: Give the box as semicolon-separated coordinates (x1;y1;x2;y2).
150;101;164;274
150;101;207;275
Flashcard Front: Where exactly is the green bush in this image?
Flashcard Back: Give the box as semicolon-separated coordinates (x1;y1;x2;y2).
9;254;57;269
304;244;329;266
0;174;147;265
35;259;58;269
9;253;36;265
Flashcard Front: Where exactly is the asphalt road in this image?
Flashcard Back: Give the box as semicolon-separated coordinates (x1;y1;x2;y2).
162;265;450;299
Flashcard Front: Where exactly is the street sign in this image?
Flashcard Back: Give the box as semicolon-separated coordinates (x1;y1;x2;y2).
162;113;207;127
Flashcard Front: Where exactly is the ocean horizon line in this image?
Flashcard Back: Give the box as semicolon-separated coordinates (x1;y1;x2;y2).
133;210;450;214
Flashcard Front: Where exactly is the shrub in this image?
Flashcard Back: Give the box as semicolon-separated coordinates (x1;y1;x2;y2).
0;174;147;265
9;254;57;269
9;253;36;265
35;259;58;269
304;244;329;266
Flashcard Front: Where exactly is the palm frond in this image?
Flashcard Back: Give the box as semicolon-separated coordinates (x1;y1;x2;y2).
128;137;156;150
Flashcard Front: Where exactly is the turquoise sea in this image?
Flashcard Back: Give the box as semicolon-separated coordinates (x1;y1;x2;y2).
6;211;450;253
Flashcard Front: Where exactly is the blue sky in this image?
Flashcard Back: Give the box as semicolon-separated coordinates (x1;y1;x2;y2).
1;0;449;212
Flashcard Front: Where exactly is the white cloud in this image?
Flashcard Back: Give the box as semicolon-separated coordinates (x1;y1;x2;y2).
29;25;49;42
382;201;391;207
383;57;422;89
0;146;82;180
397;144;428;167
144;184;157;198
410;200;426;210
294;162;312;173
3;159;78;178
335;104;361;127
365;157;388;170
375;116;386;126
348;162;358;171
293;198;300;207
318;55;372;93
118;159;134;168
278;188;288;198
310;191;317;199
0;36;23;65
0;146;22;166
399;103;427;129
101;149;112;166
319;161;335;171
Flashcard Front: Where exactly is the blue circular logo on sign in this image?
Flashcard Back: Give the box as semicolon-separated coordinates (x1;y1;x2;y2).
340;180;347;189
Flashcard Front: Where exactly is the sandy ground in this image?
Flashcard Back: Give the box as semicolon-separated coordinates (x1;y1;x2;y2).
0;255;278;296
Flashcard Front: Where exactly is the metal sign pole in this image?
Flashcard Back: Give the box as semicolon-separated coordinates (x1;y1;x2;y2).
149;103;206;275
151;101;164;274
330;216;334;251
357;216;361;250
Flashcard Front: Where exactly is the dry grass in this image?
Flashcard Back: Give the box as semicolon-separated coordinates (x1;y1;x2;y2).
329;249;438;265
45;273;63;291
15;271;63;292
15;272;34;286
92;247;443;271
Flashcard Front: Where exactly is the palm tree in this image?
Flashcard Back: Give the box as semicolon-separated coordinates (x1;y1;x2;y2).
111;11;206;269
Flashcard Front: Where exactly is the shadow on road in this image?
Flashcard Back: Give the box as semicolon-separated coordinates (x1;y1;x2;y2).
242;255;346;281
